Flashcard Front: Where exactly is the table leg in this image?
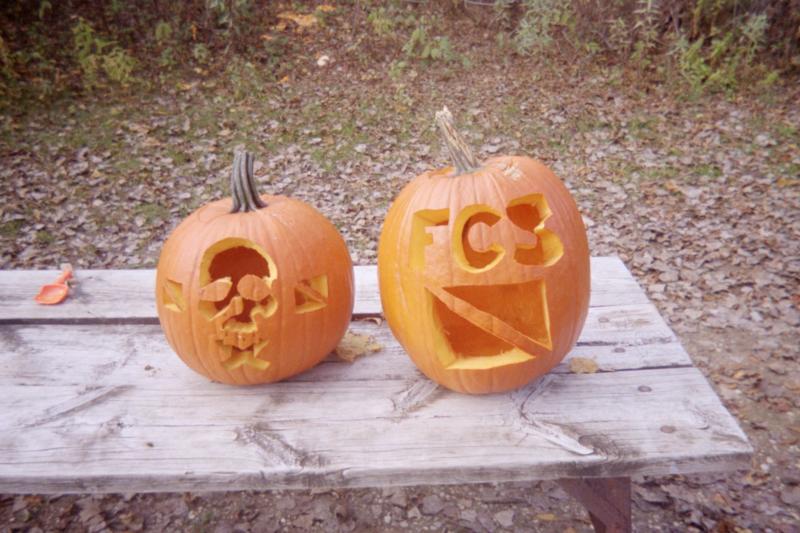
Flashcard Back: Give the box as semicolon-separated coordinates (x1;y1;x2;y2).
557;477;631;533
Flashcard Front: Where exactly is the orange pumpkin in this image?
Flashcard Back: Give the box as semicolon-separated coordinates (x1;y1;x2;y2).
378;108;590;394
156;151;354;385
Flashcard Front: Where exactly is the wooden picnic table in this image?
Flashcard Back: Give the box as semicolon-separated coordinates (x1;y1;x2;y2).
0;257;752;532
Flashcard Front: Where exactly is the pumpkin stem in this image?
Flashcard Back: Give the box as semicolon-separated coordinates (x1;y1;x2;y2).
230;150;267;213
435;106;479;175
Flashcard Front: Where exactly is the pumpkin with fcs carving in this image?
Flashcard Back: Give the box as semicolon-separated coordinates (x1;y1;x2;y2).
156;151;354;385
378;108;590;394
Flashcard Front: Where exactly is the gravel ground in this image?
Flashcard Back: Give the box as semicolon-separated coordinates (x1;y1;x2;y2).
1;7;799;532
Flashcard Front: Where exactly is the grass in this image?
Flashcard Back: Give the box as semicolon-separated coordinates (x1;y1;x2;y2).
35;230;55;245
115;157;143;175
775;121;798;141
164;149;190;166
627;116;658;140
0;220;23;238
693;164;723;179
134;203;170;225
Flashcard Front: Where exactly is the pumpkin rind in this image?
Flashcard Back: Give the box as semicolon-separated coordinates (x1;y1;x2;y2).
378;111;589;394
156;153;354;385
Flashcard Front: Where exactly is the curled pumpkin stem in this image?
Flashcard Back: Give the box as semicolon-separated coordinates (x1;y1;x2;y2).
230;150;267;213
435;106;479;175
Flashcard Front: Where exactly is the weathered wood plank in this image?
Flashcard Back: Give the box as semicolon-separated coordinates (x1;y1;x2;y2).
0;359;751;494
0;257;647;323
0;301;689;391
0;256;752;495
0;314;749;494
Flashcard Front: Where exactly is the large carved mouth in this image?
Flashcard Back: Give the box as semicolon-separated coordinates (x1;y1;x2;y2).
425;279;551;370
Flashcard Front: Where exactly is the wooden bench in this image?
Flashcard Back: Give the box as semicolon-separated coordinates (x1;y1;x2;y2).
0;257;752;532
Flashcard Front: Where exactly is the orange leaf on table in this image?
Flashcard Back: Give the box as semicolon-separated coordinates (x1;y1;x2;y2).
569;357;599;374
335;332;382;363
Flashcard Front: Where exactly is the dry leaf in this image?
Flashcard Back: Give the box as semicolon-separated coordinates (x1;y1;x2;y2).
277;11;318;30
335;331;382;362
569;357;599;374
316;5;335;12
664;180;683;194
535;513;557;521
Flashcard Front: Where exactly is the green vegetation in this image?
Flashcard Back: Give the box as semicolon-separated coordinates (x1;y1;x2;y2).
0;220;22;238
499;0;793;95
134;203;170;225
402;23;469;67
34;230;55;245
0;0;796;111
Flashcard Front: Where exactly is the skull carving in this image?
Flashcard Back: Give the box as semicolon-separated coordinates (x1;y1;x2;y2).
155;150;354;386
198;239;279;371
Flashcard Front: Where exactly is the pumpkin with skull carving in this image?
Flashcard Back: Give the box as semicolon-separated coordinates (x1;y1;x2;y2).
156;151;354;385
378;108;590;394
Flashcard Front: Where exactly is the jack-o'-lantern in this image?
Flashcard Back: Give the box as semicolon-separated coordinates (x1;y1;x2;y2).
156;151;354;385
378;108;590;394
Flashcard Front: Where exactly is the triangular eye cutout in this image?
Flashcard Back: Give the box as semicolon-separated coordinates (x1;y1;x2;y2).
294;274;328;314
163;279;186;312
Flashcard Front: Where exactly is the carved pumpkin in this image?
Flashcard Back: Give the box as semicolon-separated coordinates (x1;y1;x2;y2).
378;108;590;394
156;151;354;385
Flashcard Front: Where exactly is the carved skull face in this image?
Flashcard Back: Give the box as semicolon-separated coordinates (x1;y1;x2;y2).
156;193;354;386
198;238;279;371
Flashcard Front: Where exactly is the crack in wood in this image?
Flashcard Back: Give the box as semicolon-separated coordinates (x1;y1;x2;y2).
682;400;749;448
234;423;326;469
511;376;596;456
564;362;694;375
0;317;161;326
0;327;35;358
390;379;442;416
576;336;676;347
23;385;133;428
93;337;138;380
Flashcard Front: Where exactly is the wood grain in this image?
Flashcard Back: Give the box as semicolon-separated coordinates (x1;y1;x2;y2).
0;257;752;494
0;323;750;494
0;257;646;323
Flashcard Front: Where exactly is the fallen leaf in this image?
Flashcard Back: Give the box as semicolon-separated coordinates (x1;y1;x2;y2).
277;11;318;30
569;357;599;374
335;331;382;362
535;513;557;521
664;180;683;194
